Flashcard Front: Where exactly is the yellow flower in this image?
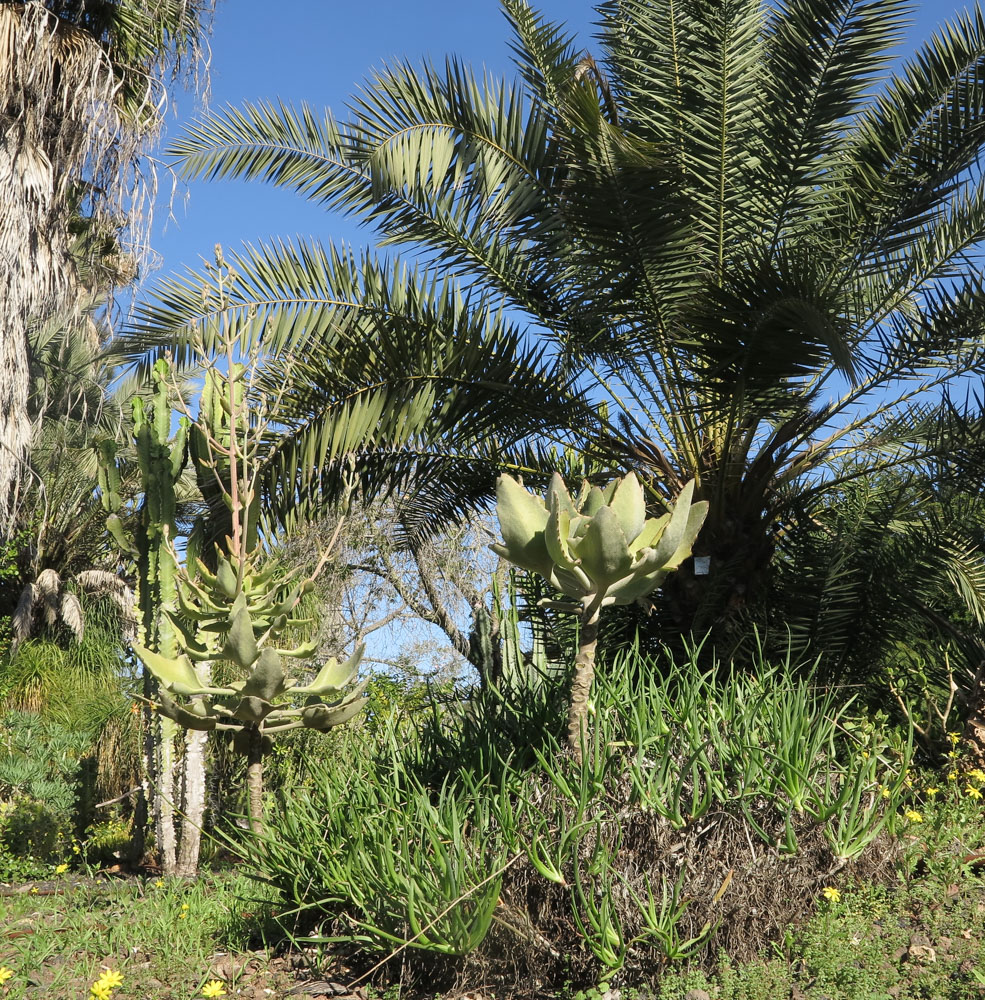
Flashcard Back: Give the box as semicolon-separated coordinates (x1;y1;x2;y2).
822;886;841;903
72;843;81;854
202;981;227;997
967;786;983;799
880;786;890;799
904;809;924;823
154;879;165;888
54;863;68;874
91;968;123;994
949;771;959;781
0;967;13;984
926;787;939;797
181;902;189;909
29;886;38;894
949;731;961;745
948;750;960;760
179;912;187;919
969;769;985;783
90;987;110;1000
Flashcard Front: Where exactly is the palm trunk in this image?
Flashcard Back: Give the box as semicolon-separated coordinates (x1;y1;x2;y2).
567;611;600;763
0;126;62;521
0;4;115;521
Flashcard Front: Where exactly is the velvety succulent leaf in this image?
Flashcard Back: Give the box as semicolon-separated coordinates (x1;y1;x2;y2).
545;501;577;569
603;567;670;606
241;646;289;701
664;500;710;569
493;474;552;575
629;512;670;556
132;642;207;696
264;585;305;619
231;695;271;723
640;480;697;568
294;644;364;695
581;485;606;516
277;637;319;659
575;504;633;587
608;473;646;544
220;605;259;668
546;472;577;518
551;565;591;598
216;557;239;599
156;690;218;732
301;679;370;730
167;612;213;659
177;574;227;618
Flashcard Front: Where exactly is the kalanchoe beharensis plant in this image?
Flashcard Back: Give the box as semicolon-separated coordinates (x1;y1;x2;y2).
130;314;367;831
492;472;708;759
132;546;368;795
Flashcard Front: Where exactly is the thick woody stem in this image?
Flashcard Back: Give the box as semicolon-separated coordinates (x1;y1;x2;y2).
246;725;264;835
567;610;601;763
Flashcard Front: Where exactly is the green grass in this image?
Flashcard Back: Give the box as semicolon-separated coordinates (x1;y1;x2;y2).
0;871;283;999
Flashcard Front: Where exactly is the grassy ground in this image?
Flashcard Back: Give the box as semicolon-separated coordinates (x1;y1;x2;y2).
3;855;985;1000
0;873;296;1000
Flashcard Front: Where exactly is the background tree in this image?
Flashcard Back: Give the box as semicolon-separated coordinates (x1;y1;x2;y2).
0;0;213;518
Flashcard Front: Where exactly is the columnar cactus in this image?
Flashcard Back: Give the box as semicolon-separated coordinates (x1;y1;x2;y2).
492;472;708;758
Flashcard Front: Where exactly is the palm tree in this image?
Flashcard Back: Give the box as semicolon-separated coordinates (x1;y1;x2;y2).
125;0;985;643
0;0;213;521
761;470;985;688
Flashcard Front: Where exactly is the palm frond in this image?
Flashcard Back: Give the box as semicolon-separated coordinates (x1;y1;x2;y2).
840;6;985;264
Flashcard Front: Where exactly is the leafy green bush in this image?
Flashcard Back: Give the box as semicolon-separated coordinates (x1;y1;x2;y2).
0;797;67;861
0;711;88;850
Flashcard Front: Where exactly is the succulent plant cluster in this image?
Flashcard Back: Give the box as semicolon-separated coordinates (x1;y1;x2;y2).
491;472;707;612
131;548;368;747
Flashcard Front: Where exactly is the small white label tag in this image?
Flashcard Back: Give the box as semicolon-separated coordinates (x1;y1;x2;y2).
693;556;711;576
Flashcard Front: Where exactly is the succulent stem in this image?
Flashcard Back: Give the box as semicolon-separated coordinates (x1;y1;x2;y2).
567;609;600;762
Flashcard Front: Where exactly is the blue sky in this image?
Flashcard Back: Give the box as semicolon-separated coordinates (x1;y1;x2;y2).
146;0;962;289
149;0;592;283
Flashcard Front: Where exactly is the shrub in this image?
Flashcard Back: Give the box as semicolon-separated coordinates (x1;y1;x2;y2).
234;641;911;993
0;796;67;861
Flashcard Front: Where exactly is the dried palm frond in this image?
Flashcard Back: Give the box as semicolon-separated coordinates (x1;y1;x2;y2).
59;591;84;641
74;569;130;595
11;581;37;643
0;0;214;526
35;567;62;627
